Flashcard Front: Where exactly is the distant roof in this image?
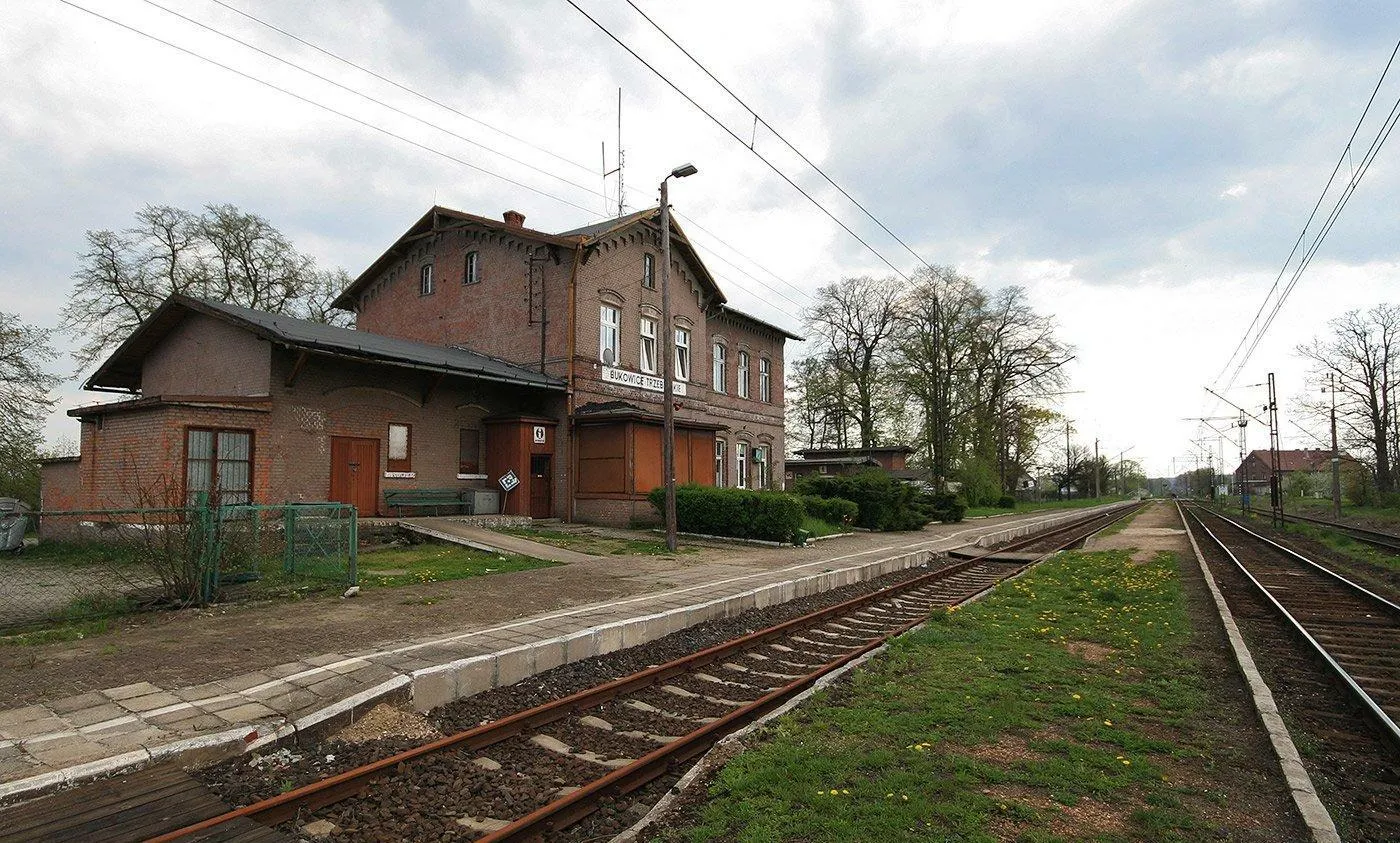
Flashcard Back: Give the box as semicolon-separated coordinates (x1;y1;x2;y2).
796;446;915;457
1239;448;1359;473
86;295;566;393
787;456;881;468
556;208;656;239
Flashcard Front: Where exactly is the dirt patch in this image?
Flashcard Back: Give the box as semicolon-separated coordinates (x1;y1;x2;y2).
984;783;1131;840
961;734;1044;766
1064;639;1115;662
1086;503;1190;563
334;704;439;745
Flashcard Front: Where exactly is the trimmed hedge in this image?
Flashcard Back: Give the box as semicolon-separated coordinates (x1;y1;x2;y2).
996;495;1017;509
794;470;932;531
800;495;859;527
647;485;805;543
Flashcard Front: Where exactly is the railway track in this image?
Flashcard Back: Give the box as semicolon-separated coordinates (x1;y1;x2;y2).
107;502;1140;843
1180;503;1400;842
1241;504;1400;555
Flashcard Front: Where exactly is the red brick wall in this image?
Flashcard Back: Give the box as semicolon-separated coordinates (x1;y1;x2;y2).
354;225;572;378
38;460;80;511
142;312;271;396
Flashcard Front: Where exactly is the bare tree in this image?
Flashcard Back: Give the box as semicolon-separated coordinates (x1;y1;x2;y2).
0;314;60;503
1297;304;1399;494
804;276;901;448
62;203;354;369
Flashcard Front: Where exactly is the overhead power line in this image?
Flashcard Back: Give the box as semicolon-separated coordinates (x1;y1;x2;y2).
623;0;937;274
206;0;815;311
1212;38;1400;393
564;0;915;283
56;0;807;328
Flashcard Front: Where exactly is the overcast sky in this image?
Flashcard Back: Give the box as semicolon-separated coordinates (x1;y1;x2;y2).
3;0;1398;477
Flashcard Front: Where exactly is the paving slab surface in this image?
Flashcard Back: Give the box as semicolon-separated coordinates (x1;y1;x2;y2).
0;506;1105;792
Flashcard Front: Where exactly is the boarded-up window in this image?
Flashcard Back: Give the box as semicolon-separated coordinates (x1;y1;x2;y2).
459;427;482;475
634;424;663;494
578;425;627;494
388;423;412;472
186;428;253;506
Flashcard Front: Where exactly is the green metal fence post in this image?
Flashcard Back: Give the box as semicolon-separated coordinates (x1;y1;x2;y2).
196;492;217;604
348;505;358;586
284;506;296;575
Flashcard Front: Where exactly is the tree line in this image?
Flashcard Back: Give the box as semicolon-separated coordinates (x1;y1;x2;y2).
789;267;1095;505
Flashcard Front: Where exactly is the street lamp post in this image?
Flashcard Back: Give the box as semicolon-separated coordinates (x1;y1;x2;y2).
660;163;698;552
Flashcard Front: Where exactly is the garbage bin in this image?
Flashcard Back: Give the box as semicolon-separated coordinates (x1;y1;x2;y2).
0;498;30;553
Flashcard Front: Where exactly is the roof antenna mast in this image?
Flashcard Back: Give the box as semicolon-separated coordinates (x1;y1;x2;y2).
602;88;625;217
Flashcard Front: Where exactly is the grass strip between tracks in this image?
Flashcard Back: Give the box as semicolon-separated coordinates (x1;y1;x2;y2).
655;548;1256;843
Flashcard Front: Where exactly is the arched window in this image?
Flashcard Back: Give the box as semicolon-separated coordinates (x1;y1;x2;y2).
712;342;727;393
737;351;750;399
464;251;480;284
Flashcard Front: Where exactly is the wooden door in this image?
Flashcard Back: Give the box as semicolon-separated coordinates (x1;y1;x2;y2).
529;454;552;518
330;437;380;516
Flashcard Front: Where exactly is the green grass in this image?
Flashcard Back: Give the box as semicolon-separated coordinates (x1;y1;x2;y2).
10;540;147;569
1214;499;1400;573
801;516;848;538
356;542;557;587
493;526;693;556
659;548;1237;842
964;496;1131;519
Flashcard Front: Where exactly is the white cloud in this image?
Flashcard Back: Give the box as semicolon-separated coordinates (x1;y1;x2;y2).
1220;182;1249;198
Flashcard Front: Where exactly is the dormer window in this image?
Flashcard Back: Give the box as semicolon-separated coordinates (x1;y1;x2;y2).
642;253;656;289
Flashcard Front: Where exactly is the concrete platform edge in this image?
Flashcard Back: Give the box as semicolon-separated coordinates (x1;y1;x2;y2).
0;545;935;806
1176;503;1341;843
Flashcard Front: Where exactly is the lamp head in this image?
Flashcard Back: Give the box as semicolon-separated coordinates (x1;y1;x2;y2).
669;163;698;179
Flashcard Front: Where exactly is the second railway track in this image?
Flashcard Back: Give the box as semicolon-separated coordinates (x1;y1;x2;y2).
1181;502;1400;842
100;502;1142;843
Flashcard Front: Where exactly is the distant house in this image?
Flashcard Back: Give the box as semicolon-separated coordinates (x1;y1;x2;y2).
1233;449;1363;497
785;446;924;483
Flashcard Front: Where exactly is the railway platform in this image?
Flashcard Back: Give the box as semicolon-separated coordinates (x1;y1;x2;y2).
0;506;1112;805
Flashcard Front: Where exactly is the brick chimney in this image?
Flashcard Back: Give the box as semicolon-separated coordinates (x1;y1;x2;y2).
503;210;525;228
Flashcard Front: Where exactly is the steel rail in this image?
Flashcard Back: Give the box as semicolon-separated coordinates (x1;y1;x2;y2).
1241;504;1400;553
1180;503;1400;752
476;502;1148;843
146;501;1142;842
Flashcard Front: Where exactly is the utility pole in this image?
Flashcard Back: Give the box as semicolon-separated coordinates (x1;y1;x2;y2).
1094;438;1101;499
1326;372;1342;519
1064;420;1073;500
1267;372;1282;527
659;163;698;552
1237;410;1248;515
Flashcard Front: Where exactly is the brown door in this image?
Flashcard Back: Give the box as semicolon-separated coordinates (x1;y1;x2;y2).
330;437;380;515
529;454;552;518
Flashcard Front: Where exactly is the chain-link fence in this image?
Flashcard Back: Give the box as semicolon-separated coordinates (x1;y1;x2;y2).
0;499;357;634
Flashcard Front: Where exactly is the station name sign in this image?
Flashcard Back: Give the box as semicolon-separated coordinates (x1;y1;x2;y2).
601;366;687;397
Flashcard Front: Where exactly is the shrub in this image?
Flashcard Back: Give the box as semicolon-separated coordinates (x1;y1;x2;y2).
925;491;967;523
996;495;1017;509
794;470;931;531
647;485;804;543
800;495;859;527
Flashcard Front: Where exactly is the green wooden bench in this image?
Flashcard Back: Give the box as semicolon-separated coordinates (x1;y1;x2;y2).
383;488;467;516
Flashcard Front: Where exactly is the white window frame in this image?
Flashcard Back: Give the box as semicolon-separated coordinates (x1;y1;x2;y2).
675;327;691;381
753;445;767;489
464;250;479;285
639;316;658;374
642;253;656;289
419;263;434;296
735;442;748;489
712;342;727;393
737;351;750;399
714;437;726;487
600;304;621;364
759;357;772;403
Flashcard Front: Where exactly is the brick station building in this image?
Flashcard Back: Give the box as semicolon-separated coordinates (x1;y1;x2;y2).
53;205;799;524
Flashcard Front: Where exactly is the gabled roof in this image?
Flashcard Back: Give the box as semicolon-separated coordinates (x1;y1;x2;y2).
715;305;804;342
333;206;578;310
1238;449;1359;472
796;446;915;457
556;208;656;239
86;295;566;393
